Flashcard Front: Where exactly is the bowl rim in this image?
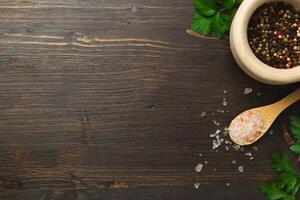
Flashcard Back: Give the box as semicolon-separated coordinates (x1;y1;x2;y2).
230;0;300;85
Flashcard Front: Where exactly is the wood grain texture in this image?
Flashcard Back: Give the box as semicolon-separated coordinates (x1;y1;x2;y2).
0;0;299;199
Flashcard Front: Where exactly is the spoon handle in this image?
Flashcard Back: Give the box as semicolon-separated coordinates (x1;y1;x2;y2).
272;88;300;113
258;88;300;132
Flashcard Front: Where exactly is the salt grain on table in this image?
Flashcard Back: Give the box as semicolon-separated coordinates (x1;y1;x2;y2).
243;88;253;95
217;109;225;113
225;140;232;145
245;152;252;157
232;160;236;164
195;163;203;173
213;120;220;126
252;146;259;151
226;182;230;186
194;182;200;189
238;166;244;173
222;98;228;107
201;111;207;118
210;129;221;137
256;92;262;97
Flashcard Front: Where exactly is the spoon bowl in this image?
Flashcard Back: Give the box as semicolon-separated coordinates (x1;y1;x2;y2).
229;88;300;145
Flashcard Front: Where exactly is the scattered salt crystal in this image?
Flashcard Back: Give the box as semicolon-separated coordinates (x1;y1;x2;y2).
269;130;274;135
217;109;225;113
245;152;252;157
250;157;254;160
195;163;203;173
204;161;208;164
252;146;259;151
212;135;225;150
223;90;227;94
212;140;219;150
213;120;220;126
238;166;244;173
229;110;265;145
256;92;262;97
225;146;229;151
201;112;207;118
194;182;200;189
232;160;236;164
222;98;228;107
223;127;229;136
243;88;253;95
198;153;203;157
225;140;232;145
210;129;221;137
232;144;241;151
226;182;230;186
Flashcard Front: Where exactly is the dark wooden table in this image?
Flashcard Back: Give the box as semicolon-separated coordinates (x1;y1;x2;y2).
0;1;299;199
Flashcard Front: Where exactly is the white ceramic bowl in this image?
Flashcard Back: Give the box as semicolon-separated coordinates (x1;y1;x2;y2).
230;0;300;85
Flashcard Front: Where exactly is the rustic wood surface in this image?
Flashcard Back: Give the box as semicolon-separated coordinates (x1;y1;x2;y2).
0;0;299;199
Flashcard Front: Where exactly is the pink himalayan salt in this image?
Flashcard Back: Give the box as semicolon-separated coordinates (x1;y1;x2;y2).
229;110;265;145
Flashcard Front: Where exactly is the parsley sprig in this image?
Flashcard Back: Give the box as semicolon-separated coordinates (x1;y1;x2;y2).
289;116;300;157
260;116;300;200
260;153;300;200
191;0;243;38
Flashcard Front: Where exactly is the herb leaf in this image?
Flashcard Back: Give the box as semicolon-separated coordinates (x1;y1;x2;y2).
260;183;295;200
260;115;300;200
289;144;300;155
260;154;299;200
290;115;300;141
218;0;236;9
191;0;242;38
290;115;300;128
271;153;296;174
192;14;213;35
213;13;226;39
277;173;300;195
194;0;217;16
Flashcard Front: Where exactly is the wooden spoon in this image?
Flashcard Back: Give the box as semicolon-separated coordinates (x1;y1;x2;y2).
229;88;300;146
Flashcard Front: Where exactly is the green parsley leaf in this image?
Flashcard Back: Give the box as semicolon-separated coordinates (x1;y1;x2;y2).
218;0;236;9
260;183;295;200
271;153;296;174
260;116;300;200
276;172;300;195
290;115;300;128
194;0;217;17
290;144;300;156
221;8;237;31
290;126;300;141
290;115;300;142
213;12;226;39
192;13;213;35
191;0;242;38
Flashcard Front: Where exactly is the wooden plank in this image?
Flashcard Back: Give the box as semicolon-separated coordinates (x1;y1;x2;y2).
0;0;299;199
